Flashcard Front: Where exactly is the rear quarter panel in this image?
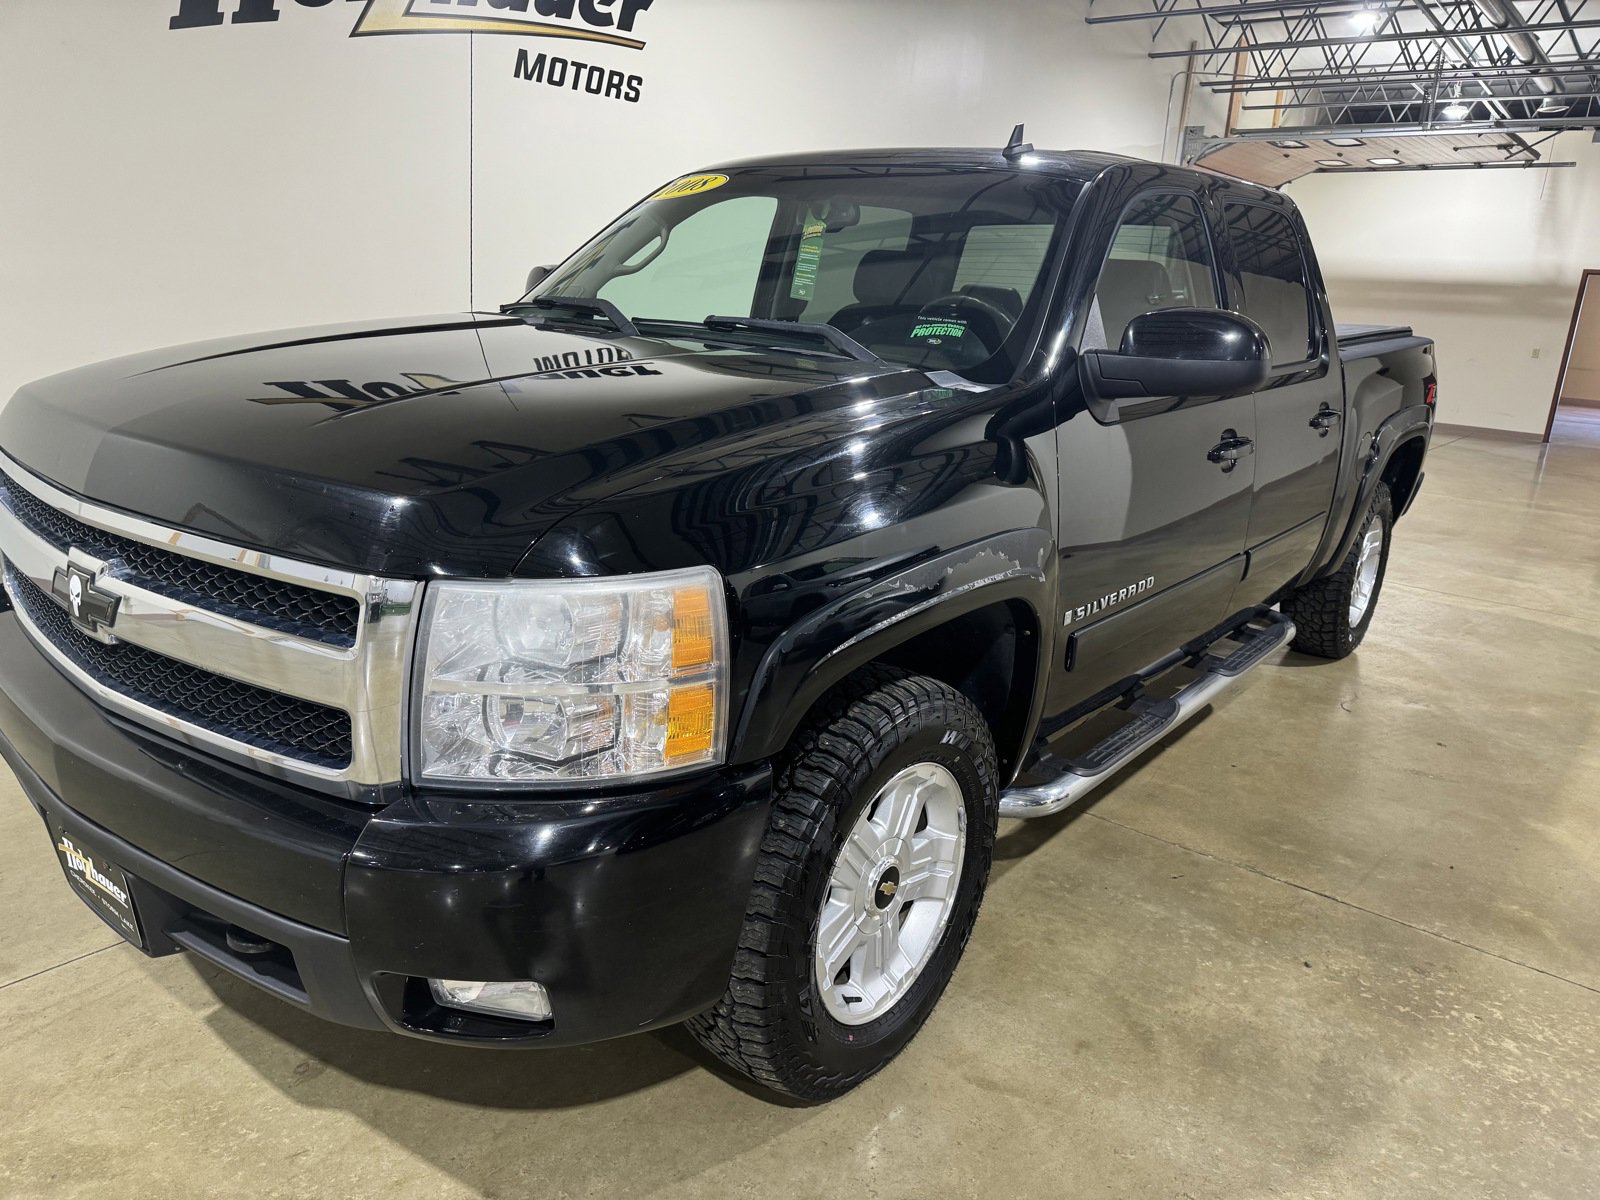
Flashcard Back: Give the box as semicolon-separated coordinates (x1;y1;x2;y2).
1303;336;1435;583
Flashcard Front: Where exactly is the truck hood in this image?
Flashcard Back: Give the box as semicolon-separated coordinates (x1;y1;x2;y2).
0;314;928;577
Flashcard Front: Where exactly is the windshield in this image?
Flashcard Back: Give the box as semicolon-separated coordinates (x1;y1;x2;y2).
528;165;1080;382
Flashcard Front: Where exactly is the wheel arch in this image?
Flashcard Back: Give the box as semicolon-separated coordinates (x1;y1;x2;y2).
730;530;1053;785
1381;433;1427;519
1305;405;1431;584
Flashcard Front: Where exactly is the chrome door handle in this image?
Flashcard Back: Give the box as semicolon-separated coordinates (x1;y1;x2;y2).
1310;407;1342;433
1207;432;1254;472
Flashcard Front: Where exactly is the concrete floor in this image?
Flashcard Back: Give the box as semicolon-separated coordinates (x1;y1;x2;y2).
3;427;1599;1199
1551;404;1600;447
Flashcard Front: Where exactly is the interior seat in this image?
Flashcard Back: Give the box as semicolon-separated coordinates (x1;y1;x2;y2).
957;283;1024;322
1094;258;1174;349
831;249;945;334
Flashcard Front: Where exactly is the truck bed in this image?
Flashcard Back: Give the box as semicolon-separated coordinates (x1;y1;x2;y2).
1336;323;1432;362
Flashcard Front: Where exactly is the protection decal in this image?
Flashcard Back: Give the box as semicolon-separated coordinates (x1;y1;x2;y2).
910;319;969;344
649;174;730;202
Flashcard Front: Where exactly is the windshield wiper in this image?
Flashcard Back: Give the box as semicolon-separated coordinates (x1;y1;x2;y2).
697;317;882;364
501;295;640;338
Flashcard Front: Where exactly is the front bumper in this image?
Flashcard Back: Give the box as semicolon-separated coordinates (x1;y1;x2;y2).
0;613;773;1046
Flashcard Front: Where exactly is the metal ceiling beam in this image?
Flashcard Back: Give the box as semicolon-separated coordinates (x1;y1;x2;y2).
1202;60;1600;90
1213;115;1600;132
1084;0;1472;22
1105;0;1600;153
1149;17;1600;56
1306;159;1577;169
1239;89;1600;106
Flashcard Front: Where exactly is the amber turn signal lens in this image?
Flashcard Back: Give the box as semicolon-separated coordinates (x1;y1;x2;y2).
665;682;717;760
672;586;716;673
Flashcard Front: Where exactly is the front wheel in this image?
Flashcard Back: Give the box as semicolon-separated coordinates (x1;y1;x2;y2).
1282;482;1394;660
687;667;998;1102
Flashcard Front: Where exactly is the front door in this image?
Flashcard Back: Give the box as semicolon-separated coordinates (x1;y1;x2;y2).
1220;200;1345;601
1046;190;1257;720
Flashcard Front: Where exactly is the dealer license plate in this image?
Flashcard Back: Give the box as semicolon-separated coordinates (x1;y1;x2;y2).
51;823;145;950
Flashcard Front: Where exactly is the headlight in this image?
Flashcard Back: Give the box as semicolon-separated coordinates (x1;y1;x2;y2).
415;566;729;785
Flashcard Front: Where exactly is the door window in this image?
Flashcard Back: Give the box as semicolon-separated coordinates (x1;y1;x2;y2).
1223;203;1316;366
1092;193;1221;349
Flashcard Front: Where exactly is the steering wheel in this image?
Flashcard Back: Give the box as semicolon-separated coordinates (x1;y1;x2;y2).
911;292;1013;352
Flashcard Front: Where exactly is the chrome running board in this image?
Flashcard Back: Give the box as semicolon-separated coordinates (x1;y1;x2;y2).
999;608;1296;820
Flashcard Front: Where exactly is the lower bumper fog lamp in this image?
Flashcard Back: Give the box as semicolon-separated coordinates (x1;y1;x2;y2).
428;978;553;1022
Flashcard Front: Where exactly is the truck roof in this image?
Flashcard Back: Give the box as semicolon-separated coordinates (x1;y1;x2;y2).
703;147;1289;206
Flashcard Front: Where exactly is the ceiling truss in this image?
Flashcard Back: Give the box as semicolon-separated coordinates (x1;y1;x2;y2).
1089;0;1600;180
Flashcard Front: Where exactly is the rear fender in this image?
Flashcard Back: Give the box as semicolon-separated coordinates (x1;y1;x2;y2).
1305;404;1431;583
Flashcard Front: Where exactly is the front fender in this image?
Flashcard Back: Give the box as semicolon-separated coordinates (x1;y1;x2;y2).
730;528;1054;764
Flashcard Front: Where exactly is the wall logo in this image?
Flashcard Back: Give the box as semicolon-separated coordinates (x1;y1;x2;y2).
171;0;656;48
169;1;658;102
352;0;655;48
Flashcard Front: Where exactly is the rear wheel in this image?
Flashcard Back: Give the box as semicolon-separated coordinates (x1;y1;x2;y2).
687;667;997;1101
1282;482;1393;660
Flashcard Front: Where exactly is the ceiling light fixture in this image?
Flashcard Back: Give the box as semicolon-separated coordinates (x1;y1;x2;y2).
1368;157;1404;166
1537;96;1572;115
1327;137;1366;147
1441;84;1470;121
1270;140;1309;149
1349;5;1381;34
1315;159;1348;167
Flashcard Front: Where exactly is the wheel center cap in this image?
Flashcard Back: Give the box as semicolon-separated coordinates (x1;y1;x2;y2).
871;864;901;910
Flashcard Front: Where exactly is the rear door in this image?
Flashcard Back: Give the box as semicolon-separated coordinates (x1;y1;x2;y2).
1048;189;1258;711
1219;200;1345;600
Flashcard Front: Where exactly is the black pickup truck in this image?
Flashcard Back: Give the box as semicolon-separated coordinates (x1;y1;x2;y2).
0;146;1434;1101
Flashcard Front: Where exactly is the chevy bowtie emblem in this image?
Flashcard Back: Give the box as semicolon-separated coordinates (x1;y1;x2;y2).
51;562;120;638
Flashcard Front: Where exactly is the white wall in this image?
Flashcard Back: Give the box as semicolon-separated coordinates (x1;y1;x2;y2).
0;0;1218;406
0;0;470;404
1288;134;1600;435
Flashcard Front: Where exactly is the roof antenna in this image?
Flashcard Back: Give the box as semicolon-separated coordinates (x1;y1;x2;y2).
1003;123;1033;161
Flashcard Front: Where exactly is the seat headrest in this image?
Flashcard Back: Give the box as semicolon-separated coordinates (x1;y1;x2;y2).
1100;259;1171;304
1095;258;1175;341
853;250;931;308
959;284;1024;320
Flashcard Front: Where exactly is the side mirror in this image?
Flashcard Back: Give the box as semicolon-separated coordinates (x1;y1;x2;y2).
525;264;555;293
1080;308;1270;403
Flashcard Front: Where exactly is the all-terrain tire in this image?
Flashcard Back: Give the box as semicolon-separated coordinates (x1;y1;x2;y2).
686;666;998;1102
1282;482;1394;660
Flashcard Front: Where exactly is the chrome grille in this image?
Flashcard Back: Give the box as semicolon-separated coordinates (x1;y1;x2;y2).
5;564;352;768
1;473;359;645
0;453;421;793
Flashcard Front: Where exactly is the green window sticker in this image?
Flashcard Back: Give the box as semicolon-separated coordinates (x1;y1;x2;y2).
910;320;969;341
790;218;827;301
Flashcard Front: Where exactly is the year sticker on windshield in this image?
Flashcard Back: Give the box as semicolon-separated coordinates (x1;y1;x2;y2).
650;174;730;201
